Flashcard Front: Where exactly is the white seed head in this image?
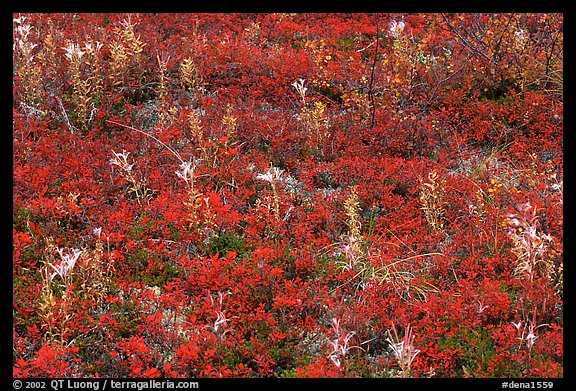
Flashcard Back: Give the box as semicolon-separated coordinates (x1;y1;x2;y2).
50;247;82;280
175;161;196;184
256;166;284;183
389;20;405;38
13;16;28;25
63;42;85;62
16;24;33;39
291;78;307;100
110;150;134;172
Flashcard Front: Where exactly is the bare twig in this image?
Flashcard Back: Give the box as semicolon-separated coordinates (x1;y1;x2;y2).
368;21;380;129
441;14;492;64
56;96;78;134
425;53;472;109
106;120;185;164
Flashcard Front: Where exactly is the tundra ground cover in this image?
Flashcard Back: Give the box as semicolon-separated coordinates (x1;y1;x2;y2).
13;13;563;378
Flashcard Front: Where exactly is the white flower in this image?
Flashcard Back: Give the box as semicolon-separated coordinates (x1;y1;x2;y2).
93;227;102;237
110;150;134;172
327;317;360;368
16;24;33;39
389;341;404;358
526;226;538;240
389;20;405;38
328;354;341;368
62;42;85;62
85;41;103;54
514;29;528;49
13;16;27;25
256;166;284;183
507;217;521;227
291;78;307;101
50;247;82;281
525;332;538;349
477;302;489;314
17;39;37;55
213;310;228;332
175;161;196;184
389;340;420;362
549;174;563;192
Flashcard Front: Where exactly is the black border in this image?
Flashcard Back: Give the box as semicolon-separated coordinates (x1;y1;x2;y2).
7;2;572;389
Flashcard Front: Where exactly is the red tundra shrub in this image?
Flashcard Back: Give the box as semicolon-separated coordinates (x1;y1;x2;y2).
13;12;562;379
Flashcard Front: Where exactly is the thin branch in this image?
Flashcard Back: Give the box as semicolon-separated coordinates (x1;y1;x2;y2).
368;20;380;129
106;120;185;164
491;14;515;66
543;17;562;89
456;13;488;50
56;96;78;134
441;13;492;64
424;53;473;109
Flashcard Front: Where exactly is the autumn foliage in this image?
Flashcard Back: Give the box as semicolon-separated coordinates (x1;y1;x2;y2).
13;13;562;378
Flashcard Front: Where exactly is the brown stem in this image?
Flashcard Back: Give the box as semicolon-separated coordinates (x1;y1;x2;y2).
368;20;380;129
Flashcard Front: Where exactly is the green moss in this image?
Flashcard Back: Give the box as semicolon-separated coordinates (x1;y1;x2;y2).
312;253;341;280
314;84;343;104
112;99;127;117
278;353;314;377
130;250;185;288
139;260;185;288
479;78;519;103
13;272;42;333
128;248;150;271
13;206;43;233
248;283;274;310
315;171;339;190
128;214;159;240
278;368;298;378
206;231;252;259
58;215;88;235
268;337;299;374
109;299;141;339
436;327;498;376
167;222;180;241
220;345;242;369
336;37;357;51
